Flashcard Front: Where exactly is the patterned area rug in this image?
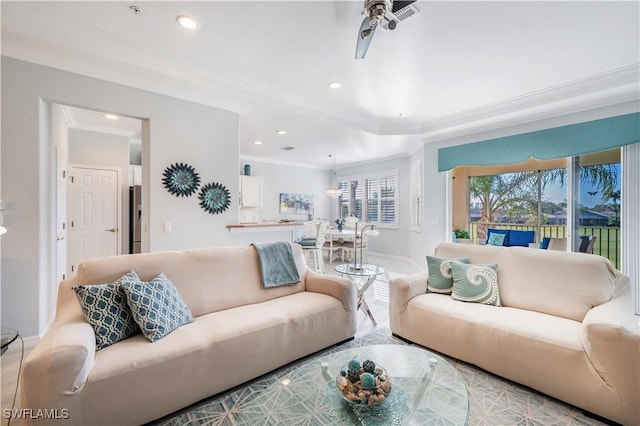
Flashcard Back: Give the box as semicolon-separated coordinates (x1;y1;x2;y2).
149;328;606;426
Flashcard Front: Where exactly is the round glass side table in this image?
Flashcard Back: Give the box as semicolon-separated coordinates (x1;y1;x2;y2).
334;263;385;326
1;327;19;356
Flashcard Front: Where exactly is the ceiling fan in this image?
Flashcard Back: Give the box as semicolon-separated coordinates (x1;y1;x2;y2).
355;0;418;59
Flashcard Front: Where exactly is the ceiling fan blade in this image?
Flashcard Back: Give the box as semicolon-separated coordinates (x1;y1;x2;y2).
391;0;417;14
355;16;375;59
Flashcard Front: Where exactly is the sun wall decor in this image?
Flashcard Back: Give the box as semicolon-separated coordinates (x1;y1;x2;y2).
199;182;231;215
162;163;201;197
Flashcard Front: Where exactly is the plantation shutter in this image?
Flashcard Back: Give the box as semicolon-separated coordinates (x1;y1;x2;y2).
352;179;364;221
411;162;422;230
337;170;398;228
380;174;396;225
366;178;379;222
338;181;349;218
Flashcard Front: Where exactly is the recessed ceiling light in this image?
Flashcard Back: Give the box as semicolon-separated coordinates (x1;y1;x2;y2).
276;130;288;135
328;82;342;89
105;114;119;120
254;140;263;145
176;15;199;30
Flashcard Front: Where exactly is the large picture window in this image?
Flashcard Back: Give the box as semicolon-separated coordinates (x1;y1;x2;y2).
338;170;398;228
465;151;621;268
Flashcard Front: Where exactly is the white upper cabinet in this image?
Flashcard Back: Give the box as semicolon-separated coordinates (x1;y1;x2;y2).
239;175;263;207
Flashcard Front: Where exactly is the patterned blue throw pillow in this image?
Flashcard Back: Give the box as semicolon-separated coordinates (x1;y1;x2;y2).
72;270;141;350
121;273;193;342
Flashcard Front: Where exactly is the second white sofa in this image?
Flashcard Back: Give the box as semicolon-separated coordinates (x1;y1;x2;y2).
390;242;639;425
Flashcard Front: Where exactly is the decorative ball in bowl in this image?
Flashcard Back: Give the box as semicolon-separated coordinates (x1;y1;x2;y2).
336;358;392;407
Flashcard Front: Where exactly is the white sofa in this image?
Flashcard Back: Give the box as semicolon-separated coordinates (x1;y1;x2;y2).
390;242;639;425
21;243;357;425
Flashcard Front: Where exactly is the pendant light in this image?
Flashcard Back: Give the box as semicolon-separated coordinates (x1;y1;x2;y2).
326;154;342;198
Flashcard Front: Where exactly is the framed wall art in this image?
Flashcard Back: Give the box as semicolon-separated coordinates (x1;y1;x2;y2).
279;193;313;215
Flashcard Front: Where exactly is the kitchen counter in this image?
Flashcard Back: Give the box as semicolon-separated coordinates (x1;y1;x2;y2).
226;222;306;241
226;221;305;230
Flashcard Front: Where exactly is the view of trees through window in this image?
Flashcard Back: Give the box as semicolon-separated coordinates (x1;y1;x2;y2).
469;160;621;267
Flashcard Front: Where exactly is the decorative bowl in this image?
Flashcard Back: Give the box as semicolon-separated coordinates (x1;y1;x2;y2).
336;358;392;407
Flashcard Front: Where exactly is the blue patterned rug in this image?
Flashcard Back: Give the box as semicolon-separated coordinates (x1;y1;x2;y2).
149;328;606;425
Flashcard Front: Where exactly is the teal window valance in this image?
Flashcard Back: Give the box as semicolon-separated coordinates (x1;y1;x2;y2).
438;112;640;172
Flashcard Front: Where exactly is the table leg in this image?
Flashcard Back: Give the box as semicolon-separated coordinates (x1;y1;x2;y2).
356;275;378;326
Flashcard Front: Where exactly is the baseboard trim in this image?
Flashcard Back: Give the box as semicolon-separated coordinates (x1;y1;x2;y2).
368;251;422;270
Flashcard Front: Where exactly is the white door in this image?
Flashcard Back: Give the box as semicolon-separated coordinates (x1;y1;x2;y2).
68;166;120;274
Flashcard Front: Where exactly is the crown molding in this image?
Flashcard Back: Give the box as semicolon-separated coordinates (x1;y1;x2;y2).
379;64;640;138
59;105;139;138
68;122;139;138
421;85;639;145
239;155;328;170
1;4;380;133
2;3;638;146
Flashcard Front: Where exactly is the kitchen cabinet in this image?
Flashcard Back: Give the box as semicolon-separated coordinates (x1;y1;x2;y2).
239;175;263;207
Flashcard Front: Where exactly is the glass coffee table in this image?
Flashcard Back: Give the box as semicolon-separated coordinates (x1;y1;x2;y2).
234;344;469;425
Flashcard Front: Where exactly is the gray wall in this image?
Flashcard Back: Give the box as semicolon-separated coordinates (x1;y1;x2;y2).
1;57;240;336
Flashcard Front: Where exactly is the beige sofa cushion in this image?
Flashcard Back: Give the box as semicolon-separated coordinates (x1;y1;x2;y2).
79;291;353;425
72;245;308;318
398;294;619;420
434;243;617;322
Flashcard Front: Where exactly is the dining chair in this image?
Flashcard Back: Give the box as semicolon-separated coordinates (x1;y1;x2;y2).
322;225;342;263
578;235;597;254
340;224;371;264
299;221;329;273
547;237;567;251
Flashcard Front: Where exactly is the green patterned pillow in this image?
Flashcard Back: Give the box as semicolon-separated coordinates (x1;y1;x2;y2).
72;270;141;350
451;262;501;306
121;273;193;342
426;256;470;294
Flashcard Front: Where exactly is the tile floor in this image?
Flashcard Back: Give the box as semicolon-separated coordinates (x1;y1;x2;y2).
324;253;423;339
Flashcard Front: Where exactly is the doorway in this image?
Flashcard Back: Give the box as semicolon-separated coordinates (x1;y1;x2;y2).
50;102;144;280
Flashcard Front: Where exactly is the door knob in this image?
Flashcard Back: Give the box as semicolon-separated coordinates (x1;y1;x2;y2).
106;228;117;233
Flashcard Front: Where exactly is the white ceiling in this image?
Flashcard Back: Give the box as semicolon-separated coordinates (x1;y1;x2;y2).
2;1;639;168
63;105;142;140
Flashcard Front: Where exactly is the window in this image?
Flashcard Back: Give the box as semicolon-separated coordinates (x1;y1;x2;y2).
338;170;398;228
464;150;621;268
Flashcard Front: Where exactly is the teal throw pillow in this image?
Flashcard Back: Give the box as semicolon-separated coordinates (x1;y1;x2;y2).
487;233;506;246
121;273;193;342
72;270;141;350
426;256;470;294
451;262;501;306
